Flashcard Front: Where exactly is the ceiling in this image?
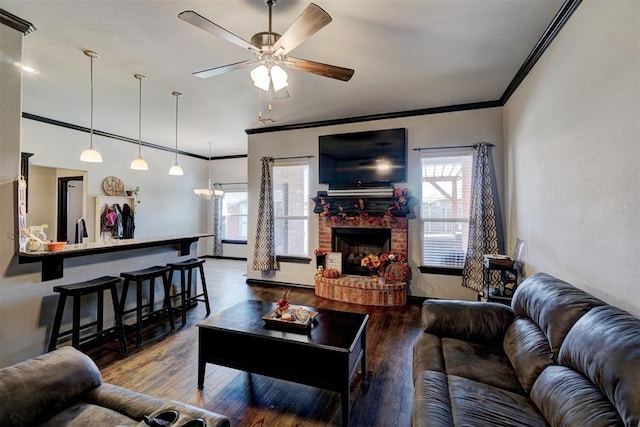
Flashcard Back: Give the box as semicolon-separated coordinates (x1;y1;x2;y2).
4;0;565;158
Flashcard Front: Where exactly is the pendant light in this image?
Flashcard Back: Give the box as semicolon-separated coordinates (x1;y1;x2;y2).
130;74;149;170
194;142;224;200
168;91;184;176
80;50;103;163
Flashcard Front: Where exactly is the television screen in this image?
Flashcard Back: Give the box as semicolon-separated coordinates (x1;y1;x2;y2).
319;128;407;188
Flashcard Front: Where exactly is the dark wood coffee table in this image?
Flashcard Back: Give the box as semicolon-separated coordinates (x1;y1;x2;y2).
197;299;368;426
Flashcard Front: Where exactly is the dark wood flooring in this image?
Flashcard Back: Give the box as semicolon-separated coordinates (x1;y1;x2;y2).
88;259;422;427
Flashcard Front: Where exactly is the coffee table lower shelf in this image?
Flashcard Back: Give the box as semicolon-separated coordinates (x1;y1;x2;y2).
197;300;368;426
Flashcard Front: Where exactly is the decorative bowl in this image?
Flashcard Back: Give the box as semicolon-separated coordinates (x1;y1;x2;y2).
47;241;67;252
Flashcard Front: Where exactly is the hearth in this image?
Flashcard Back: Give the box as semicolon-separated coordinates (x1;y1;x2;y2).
333;228;391;276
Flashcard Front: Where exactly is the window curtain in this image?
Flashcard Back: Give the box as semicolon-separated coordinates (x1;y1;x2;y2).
461;142;504;291
252;157;278;271
211;196;222;257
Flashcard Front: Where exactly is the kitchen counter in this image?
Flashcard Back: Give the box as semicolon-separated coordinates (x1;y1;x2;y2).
18;233;212;281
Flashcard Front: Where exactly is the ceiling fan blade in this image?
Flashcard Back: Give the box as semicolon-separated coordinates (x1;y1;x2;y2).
286;57;354;81
272;3;332;56
178;10;260;53
193;59;258;79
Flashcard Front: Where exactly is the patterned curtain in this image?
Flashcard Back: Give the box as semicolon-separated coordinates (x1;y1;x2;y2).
252;157;278;271
462;142;504;291
211;196;222;256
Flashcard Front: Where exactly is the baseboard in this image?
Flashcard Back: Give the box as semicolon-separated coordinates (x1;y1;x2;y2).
246;278;314;289
203;255;247;261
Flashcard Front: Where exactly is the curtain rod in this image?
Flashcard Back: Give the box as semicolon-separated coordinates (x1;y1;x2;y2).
413;143;494;151
214;182;247;186
273;155;313;160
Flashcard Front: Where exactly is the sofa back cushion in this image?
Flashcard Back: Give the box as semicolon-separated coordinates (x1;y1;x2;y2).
557;305;640;426
530;365;623;426
0;347;102;427
503;317;554;393
422;300;514;345
511;272;605;361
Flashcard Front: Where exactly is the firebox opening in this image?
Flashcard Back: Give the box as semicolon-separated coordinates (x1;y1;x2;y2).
332;228;391;276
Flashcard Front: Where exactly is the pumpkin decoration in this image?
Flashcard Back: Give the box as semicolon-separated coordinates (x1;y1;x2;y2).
323;268;340;278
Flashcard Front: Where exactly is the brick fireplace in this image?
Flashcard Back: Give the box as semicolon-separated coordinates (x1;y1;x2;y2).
317;215;409;270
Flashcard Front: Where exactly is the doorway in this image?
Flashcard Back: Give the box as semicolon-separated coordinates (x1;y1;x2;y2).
57;176;84;243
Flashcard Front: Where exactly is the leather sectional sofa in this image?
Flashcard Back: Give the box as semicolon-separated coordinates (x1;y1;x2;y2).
412;272;639;426
0;346;230;427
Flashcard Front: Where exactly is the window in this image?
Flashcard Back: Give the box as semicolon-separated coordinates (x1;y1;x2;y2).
221;191;248;241
273;161;309;257
420;152;472;270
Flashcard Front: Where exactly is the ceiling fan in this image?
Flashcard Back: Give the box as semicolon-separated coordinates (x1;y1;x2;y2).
178;1;354;94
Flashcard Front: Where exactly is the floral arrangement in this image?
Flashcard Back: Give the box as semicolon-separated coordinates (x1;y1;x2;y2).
314;249;326;256
360;253;381;272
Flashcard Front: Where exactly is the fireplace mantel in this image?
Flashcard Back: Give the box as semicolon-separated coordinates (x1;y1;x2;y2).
312;195;410;217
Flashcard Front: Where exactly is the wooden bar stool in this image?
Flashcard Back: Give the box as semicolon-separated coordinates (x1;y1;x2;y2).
166;258;211;326
48;276;127;355
120;266;175;348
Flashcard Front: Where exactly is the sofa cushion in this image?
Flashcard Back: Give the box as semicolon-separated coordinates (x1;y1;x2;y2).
422;300;515;346
39;402;138;426
503;317;554;393
531;365;622;426
414;371;547;427
558;305;640;425
0;347;101;427
511;273;605;361
441;337;524;395
412;333;523;395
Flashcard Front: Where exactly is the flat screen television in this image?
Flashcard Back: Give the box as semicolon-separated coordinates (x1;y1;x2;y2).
319;128;407;188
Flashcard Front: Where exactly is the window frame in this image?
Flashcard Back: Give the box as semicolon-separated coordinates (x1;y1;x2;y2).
272;159;310;259
220;190;248;243
419;149;473;275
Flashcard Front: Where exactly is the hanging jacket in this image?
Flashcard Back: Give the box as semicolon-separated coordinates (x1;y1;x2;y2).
122;203;135;239
101;203;116;233
111;204;123;239
75;217;88;244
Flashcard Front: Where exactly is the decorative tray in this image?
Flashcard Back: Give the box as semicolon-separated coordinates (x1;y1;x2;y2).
263;306;318;330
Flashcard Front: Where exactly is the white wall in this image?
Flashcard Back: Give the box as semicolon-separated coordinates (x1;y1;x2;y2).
247;107;504;299
0;65;216;366
504;0;640;316
21;119;209;243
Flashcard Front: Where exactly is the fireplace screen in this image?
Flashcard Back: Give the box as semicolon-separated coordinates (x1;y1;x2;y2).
332;228;391;276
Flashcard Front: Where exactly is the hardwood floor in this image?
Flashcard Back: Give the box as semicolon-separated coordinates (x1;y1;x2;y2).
90;259;423;427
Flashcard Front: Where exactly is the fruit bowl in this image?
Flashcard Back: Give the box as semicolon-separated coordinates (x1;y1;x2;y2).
47;241;67;252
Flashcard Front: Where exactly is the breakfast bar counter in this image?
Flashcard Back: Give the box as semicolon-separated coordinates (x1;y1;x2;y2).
18;233;212;281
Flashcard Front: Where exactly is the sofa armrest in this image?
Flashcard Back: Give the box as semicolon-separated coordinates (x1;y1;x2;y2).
0;347;102;427
422;300;514;344
86;383;230;427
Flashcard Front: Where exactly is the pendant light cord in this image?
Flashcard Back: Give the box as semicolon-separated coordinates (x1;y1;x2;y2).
174;94;179;162
138;76;142;156
89;55;94;148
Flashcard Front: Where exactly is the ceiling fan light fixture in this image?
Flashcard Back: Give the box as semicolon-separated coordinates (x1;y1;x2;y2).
80;50;103;163
250;65;270;91
270;65;288;91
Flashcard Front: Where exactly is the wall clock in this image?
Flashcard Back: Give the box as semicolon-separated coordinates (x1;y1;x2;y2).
102;176;124;196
